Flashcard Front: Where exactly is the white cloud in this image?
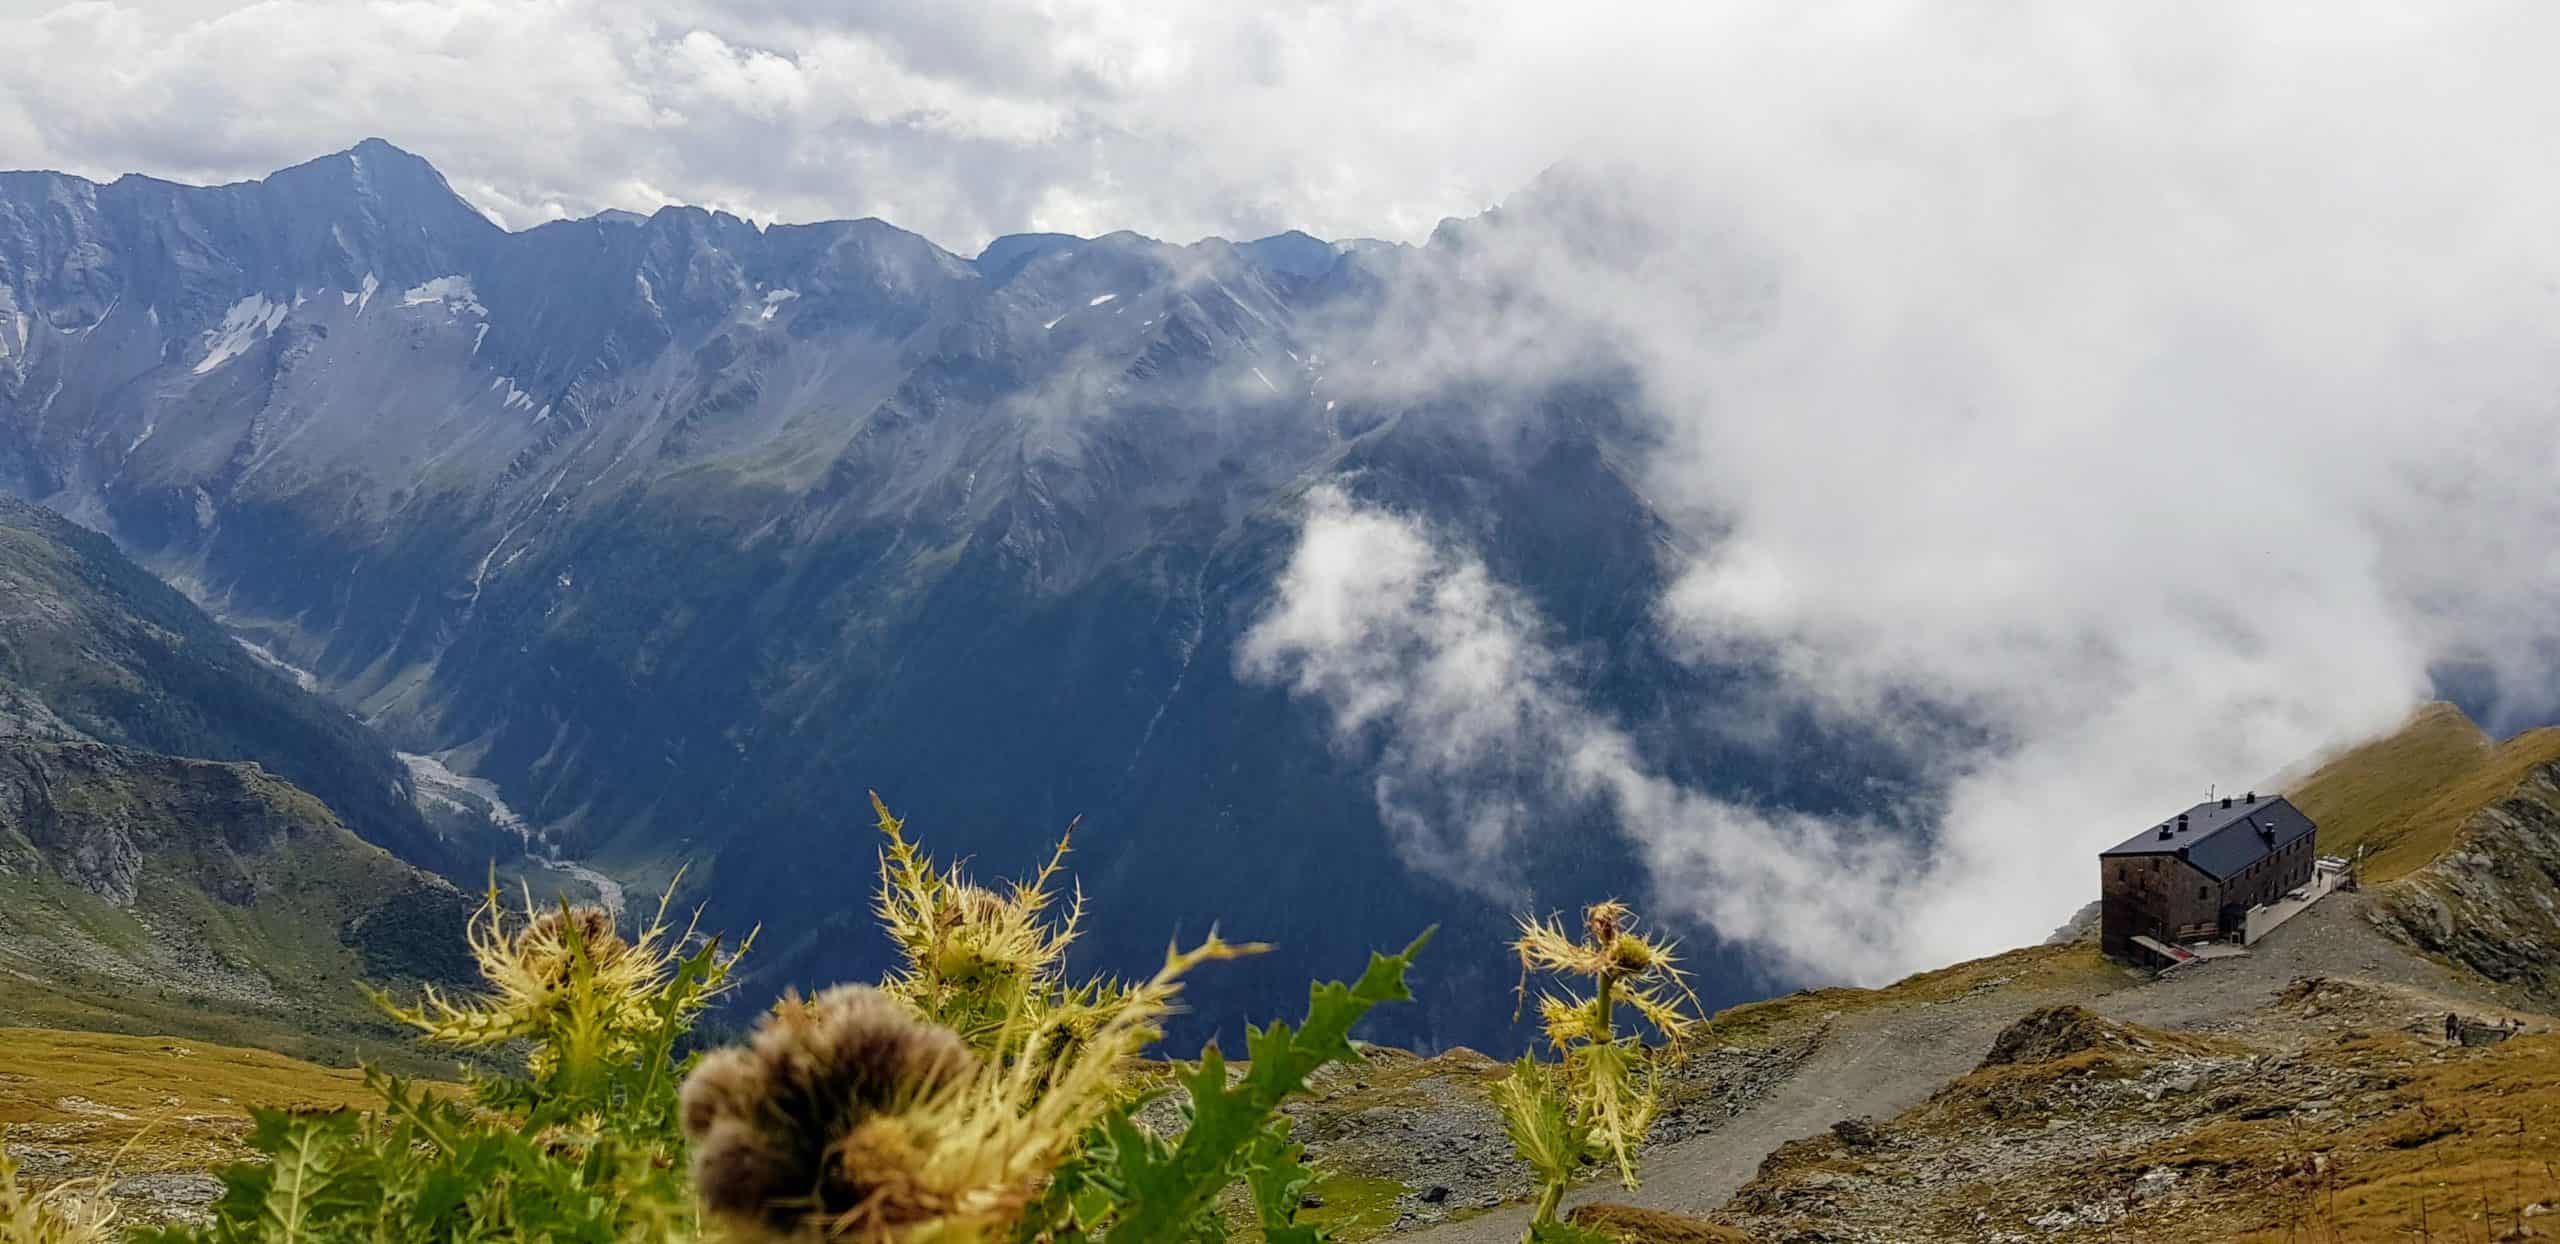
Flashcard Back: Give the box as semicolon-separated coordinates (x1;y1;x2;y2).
1241;487;1921;981
1238;5;2560;981
0;0;1552;246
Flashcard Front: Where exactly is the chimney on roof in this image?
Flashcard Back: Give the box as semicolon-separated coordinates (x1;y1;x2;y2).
2158;824;2173;840
2221;796;2232;808
2177;813;2190;832
2246;791;2258;803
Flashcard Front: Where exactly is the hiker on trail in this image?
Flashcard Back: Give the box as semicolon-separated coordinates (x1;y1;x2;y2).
2444;1012;2460;1041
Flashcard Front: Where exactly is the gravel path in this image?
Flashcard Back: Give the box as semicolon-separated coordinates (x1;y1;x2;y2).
1387;891;2503;1242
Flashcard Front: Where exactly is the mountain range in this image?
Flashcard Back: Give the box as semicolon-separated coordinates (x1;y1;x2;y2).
0;141;1896;1049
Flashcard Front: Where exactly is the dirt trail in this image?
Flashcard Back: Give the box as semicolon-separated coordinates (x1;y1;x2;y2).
1388;892;2500;1242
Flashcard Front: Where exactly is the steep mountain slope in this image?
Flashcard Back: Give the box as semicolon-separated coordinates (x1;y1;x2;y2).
0;737;473;1061
0;491;476;1057
2281;701;2560;1003
0;143;1872;1048
0;496;458;869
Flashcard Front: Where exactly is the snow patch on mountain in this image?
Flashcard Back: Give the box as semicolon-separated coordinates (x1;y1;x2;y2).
343;273;380;315
400;275;486;316
759;288;799;322
193;294;289;374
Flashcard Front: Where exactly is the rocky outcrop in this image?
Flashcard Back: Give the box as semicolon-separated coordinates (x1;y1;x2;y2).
1978;1004;2193;1068
0;739;315;906
2371;759;2560;1005
0;736;474;1007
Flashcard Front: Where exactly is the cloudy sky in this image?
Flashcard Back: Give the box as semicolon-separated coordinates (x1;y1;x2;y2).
13;0;2560;982
0;0;1606;250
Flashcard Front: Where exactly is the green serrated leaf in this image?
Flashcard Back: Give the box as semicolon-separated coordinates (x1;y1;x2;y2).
1529;1220;1621;1244
1101;930;1429;1242
249;1111;366;1243
1240;1121;1313;1230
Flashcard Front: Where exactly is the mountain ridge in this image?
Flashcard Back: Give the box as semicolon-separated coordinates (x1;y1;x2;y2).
0;141;1965;1050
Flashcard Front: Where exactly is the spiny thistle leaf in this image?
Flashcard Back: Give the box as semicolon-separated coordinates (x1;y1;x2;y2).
1241;1123;1315;1233
238;1110;371;1244
1489;1057;1586;1188
1099;929;1432;1241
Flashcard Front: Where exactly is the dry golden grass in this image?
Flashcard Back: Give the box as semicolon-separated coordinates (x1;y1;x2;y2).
1695;942;2127;1048
2286;701;2560;883
0;1026;395;1180
2216;1031;2560;1243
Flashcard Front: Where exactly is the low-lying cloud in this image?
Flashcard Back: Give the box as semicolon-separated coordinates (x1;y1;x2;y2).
1241;486;1923;981
1245;6;2560;983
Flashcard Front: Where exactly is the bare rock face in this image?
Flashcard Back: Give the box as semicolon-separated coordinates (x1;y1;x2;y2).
0;740;288;905
2042;900;2101;946
2373;760;2560;1005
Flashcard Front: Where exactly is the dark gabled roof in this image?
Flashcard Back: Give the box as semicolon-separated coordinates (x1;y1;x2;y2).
2100;795;2316;882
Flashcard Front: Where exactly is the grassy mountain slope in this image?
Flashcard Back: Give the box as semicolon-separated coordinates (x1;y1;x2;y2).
2285;701;2560;1003
0;498;459;871
0;737;473;1067
2286;700;2560;884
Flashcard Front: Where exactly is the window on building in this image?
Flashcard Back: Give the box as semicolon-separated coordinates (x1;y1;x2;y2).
2198;885;2209;901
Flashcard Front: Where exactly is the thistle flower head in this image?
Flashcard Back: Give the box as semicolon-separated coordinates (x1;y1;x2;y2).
680;986;982;1240
867;793;1160;1093
1585;899;1632;946
373;872;750;1100
1513;899;1702;1047
525;904;628;978
683;938;1257;1242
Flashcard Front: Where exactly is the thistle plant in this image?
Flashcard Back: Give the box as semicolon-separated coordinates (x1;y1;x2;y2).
372;876;753;1126
1494;900;1701;1243
678;935;1263;1243
128;800;1424;1244
868;793;1160;1094
139;880;752;1244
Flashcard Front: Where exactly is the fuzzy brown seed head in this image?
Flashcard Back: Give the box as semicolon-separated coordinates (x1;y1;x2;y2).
680;985;978;1238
